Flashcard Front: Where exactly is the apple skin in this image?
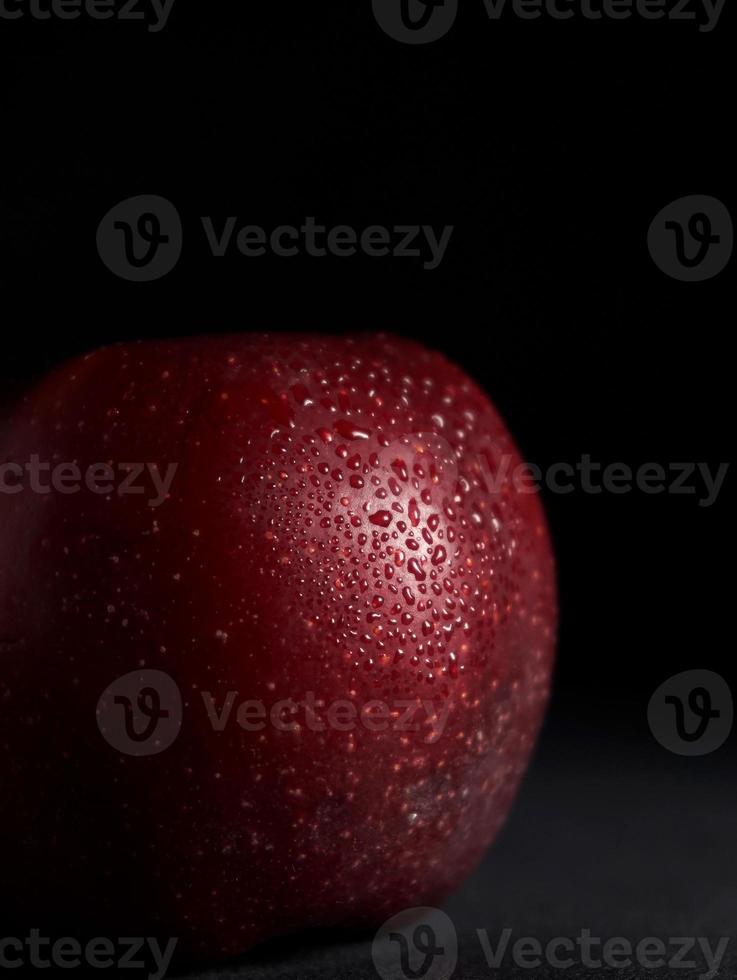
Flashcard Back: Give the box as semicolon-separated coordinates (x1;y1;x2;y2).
0;333;556;963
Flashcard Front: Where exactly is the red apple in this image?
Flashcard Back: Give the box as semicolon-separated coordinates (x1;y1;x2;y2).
0;333;556;964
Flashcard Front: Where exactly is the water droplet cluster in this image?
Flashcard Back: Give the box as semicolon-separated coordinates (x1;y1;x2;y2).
220;334;554;709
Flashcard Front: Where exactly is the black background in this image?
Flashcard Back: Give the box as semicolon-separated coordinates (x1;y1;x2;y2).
0;3;734;977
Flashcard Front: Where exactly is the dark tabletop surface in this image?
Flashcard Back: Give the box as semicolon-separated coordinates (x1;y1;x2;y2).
180;712;737;979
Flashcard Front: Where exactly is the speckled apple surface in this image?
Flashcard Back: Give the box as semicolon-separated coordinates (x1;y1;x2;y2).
0;333;556;963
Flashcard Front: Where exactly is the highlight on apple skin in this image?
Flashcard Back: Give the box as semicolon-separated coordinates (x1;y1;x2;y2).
0;333;556;963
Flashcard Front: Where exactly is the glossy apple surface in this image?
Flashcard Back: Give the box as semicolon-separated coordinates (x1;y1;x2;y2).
0;333;556;963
